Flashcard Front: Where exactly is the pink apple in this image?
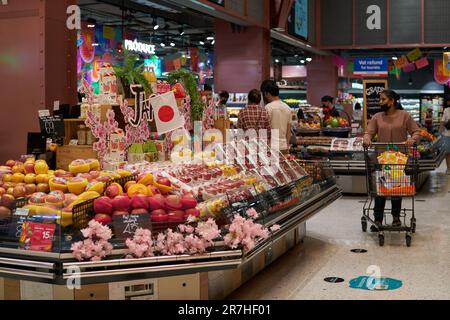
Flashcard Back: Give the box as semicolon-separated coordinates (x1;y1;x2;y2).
24;162;35;174
165;195;182;210
94;213;112;225
94;196;113;215
112;210;129;216
130;194;149;210
157;177;171;187
105;184;121;199
111;195;130;212
131;208;149;215
185;208;200;218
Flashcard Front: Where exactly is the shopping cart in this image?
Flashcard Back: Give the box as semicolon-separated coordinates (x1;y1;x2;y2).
362;143;419;247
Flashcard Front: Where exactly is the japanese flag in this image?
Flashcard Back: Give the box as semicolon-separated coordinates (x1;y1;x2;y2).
150;91;184;134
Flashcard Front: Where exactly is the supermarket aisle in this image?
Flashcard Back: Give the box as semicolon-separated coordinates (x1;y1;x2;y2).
228;165;450;300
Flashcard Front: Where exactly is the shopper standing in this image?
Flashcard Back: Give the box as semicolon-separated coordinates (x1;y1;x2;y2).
363;89;421;231
215;91;231;142
237;89;271;140
260;80;292;154
439;105;450;174
321;95;340;122
425;108;434;133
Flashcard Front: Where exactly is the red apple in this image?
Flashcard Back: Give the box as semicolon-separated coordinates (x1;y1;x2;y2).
185;208;200;218
94;213;112;225
181;195;198;209
24;162;35;174
165;195;182;210
111;195;130;212
6;160;16;168
151;211;168;222
130;194;149;210
13;185;27;199
105;184;121;199
167;210;185;222
89;171;101;179
148;194;166;211
131;208;149;215
94;196;113;215
156;177;171;187
1;194;15;208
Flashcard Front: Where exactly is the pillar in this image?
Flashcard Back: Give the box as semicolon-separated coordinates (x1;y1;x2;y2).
306;55;338;106
214;19;271;93
0;0;76;162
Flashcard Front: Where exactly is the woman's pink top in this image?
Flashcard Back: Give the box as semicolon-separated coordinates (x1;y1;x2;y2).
364;110;421;143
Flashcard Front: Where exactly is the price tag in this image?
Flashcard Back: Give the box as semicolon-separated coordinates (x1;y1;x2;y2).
38;109;50;117
19;221;56;252
14;208;29;216
113;214;151;240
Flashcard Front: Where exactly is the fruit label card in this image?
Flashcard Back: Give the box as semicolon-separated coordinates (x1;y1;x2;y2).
113;214;151;240
19;221;56;252
109;129;127;162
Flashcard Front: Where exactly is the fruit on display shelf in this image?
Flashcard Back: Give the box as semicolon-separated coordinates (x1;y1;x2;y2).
326;117;349;128
299;120;321;130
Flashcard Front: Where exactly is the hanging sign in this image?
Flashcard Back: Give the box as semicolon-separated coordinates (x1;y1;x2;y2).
435;59;450;84
443;52;450;76
354;58;388;76
394;55;409;69
402;62;416;73
406;48;422;62
150;91;184;134
363;79;388;125
124;39;156;55
415;57;429;70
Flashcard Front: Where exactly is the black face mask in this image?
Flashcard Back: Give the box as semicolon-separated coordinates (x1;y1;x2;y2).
380;103;389;112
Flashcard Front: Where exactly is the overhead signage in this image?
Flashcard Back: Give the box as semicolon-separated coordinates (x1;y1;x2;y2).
124;39;156;55
294;0;308;39
354;58;388;76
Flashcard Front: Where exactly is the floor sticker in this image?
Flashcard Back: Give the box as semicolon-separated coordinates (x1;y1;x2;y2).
324;277;345;283
350;249;368;253
349;276;402;291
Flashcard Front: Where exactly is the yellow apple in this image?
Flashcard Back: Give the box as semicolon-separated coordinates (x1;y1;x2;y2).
24;174;36;184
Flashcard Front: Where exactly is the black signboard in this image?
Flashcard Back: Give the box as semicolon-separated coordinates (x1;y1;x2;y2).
112;213;151;240
39;115;65;139
363;80;388;124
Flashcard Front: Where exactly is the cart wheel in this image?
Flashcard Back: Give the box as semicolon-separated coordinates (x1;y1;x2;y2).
411;218;416;233
406;235;412;247
378;234;385;247
361;218;367;232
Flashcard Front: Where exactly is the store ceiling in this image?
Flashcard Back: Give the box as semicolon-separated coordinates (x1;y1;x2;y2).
77;0;215;54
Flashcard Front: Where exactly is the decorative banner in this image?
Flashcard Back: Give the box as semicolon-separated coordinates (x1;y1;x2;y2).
354;58;388;76
443;52;450;76
415;57;429;70
434;58;450;84
402;62;416;73
150;91;184;134
406;48;422;62
395;55;409;69
103;26;115;40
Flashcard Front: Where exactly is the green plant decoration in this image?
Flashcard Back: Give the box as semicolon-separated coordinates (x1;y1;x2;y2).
113;50;152;98
167;69;204;122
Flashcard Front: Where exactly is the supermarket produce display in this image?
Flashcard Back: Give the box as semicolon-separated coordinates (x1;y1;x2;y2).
0;140;341;288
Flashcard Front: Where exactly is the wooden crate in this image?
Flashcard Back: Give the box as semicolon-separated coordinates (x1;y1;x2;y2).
56;145;97;170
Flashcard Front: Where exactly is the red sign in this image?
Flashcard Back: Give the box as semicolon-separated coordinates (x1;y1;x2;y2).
19;222;56;252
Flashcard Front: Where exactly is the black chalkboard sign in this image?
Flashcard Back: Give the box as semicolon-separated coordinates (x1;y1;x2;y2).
112;213;151;240
39;115;65;139
363;80;388;125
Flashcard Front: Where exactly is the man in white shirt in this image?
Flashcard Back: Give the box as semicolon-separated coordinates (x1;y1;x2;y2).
440;106;450;174
260;80;292;153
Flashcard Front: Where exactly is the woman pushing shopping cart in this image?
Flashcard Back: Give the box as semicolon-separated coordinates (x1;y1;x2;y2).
362;89;421;247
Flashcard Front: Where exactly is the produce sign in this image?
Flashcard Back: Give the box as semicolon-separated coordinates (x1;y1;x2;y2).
354;58;388;76
113;213;151;240
363;79;388;124
19;221;56;252
39;115;65;139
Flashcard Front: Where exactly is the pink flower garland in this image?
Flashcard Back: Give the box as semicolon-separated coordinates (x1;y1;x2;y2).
125;228;155;258
84;107;119;159
71;220;113;261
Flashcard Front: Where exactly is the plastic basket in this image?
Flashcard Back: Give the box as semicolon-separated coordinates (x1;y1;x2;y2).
105;174;138;188
72;197;98;230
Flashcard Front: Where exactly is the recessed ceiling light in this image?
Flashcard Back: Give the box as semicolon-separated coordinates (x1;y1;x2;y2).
92;43;99;47
170;42;175;47
306;57;312;62
207;36;214;41
160;42;166;47
211;40;215;45
300;59;305;64
199;41;205;45
87;24;96;28
392;56;398;60
275;59;280;63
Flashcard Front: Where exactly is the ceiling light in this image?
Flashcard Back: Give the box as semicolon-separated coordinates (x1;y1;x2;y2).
92;43;99;47
154;24;160;30
199;41;205;45
207;36;214;41
170;42;175;47
444;47;448;50
300;59;305;64
275;59;280;63
211;40;215;45
87;24;96;28
392;56;398;60
179;28;185;36
306;57;312;62
160;42;166;47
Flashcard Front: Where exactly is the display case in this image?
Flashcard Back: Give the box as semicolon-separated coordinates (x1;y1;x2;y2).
0;143;341;299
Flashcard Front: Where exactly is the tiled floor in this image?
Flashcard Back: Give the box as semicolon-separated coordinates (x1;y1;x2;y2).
229;164;450;300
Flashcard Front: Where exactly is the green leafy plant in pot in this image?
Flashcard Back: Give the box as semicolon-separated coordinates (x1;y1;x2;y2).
113;50;152;98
